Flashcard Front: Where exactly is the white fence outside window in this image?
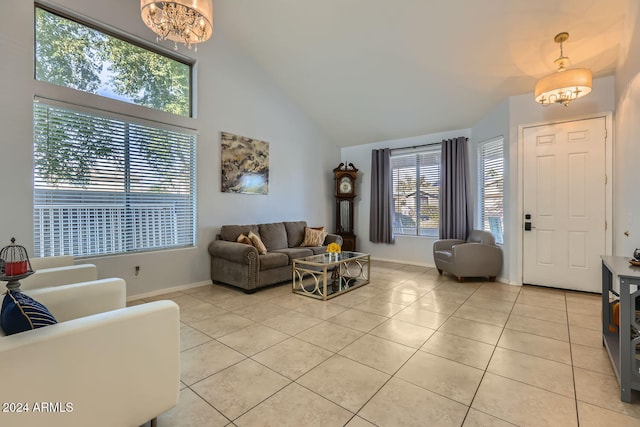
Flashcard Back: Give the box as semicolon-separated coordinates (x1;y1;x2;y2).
34;202;182;257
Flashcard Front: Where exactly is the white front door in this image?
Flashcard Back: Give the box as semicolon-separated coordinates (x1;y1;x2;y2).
522;117;607;293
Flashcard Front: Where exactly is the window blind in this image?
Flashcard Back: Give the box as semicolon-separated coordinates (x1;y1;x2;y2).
478;137;504;244
391;145;441;237
33;101;196;257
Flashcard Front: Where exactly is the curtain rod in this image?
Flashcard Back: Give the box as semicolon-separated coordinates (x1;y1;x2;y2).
390;137;468;152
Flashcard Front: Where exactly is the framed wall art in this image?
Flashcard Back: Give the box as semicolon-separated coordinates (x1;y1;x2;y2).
220;131;269;195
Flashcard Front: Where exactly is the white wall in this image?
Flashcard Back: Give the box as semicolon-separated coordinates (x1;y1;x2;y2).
467;78;615;285
344;75;616;279
2;1;631;295
470;99;510;281
341;129;471;266
0;1;339;297
467;77;615;285
505;76;615;285
614;0;640;257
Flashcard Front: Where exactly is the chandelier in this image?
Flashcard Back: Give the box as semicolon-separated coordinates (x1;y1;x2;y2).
140;0;214;51
534;32;592;107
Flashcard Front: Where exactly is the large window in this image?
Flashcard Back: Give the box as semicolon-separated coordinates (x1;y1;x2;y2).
35;6;192;117
478;137;504;244
391;145;441;237
33;102;196;257
33;5;196;258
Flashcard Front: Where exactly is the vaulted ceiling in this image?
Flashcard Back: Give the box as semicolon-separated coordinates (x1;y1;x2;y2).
215;0;627;146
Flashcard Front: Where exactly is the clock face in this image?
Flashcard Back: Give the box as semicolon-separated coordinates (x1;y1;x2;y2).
339;176;353;194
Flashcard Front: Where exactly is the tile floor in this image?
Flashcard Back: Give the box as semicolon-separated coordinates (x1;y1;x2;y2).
132;260;640;427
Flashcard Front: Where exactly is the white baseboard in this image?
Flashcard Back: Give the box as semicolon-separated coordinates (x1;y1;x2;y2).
370;256;518;287
369;256;435;269
124;267;518;301
127;280;213;301
497;277;521;286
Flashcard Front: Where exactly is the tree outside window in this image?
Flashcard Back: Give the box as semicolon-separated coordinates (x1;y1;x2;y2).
33;6;196;257
478;138;504;244
391;148;441;237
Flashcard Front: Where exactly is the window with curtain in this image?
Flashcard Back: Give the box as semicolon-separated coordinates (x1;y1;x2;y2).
33;101;196;257
477;137;504;244
391;145;441;237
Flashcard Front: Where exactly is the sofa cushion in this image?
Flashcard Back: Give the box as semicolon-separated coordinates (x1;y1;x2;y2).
258;223;288;251
1;290;58;335
236;233;252;245
220;224;259;242
248;231;268;255
273;247;314;263
283;221;308;248
259;252;290;270
300;227;327;247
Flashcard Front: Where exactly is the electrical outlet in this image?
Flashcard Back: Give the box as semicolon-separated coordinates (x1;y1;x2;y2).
135;265;140;277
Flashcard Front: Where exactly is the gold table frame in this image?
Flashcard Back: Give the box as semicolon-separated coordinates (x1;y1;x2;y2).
292;252;370;300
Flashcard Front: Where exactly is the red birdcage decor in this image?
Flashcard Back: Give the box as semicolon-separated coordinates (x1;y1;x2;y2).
0;238;34;290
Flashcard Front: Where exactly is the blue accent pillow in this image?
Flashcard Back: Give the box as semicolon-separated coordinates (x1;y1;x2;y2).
1;290;57;335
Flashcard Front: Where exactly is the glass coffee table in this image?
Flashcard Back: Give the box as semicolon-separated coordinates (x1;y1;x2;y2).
292;251;370;300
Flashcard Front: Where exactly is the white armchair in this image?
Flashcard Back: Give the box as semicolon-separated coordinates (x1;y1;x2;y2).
0;278;180;427
20;256;98;291
29;255;78;270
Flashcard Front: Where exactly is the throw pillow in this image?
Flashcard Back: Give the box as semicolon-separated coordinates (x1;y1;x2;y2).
248;231;268;255
300;227;327;247
1;290;57;336
237;233;252;245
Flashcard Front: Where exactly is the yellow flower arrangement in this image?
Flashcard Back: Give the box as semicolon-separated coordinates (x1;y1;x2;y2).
327;242;341;254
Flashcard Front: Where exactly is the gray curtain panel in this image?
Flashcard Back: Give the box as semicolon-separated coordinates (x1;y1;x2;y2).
439;137;471;240
369;148;394;244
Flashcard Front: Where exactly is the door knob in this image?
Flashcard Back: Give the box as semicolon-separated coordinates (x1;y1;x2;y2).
524;213;535;231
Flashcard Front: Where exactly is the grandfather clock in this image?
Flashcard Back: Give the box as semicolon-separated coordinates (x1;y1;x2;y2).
333;162;358;251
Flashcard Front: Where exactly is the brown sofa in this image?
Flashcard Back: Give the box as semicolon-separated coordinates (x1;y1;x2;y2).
208;221;343;293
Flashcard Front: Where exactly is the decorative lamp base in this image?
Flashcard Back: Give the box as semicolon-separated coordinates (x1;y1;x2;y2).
5;279;21;291
0;271;33;292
